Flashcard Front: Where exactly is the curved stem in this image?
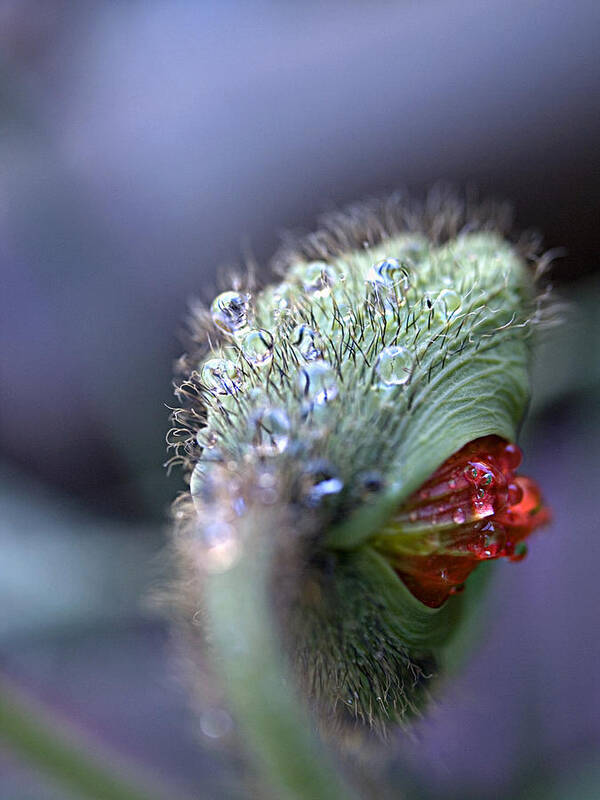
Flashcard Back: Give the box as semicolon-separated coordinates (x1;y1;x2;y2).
0;679;183;800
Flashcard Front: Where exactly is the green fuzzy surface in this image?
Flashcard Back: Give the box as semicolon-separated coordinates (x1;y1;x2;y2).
170;214;544;771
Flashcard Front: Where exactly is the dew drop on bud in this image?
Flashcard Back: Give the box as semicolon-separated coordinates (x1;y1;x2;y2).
453;508;466;524
201;358;241;395
196;427;218;450
366;257;411;289
263;283;292;318
297;360;338;405
259;407;291;454
241;328;274;366
210;291;251;335
436;288;462;321
301;460;344;507
357;470;385;499
375;345;412;387
292;324;322;361
502;442;522;471
331;293;353;322
190;461;205;499
190;460;220;511
202;520;240;573
200;708;233;739
292;261;343;296
507;481;524;506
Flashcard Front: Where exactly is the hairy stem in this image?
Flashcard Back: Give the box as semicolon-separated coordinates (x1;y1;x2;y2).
204;512;358;800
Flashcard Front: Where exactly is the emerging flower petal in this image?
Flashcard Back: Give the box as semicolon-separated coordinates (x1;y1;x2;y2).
372;436;551;607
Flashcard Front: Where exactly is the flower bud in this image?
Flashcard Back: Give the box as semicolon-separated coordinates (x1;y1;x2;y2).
169;191;552;743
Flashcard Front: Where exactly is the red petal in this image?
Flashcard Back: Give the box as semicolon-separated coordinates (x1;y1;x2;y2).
373;436;550;607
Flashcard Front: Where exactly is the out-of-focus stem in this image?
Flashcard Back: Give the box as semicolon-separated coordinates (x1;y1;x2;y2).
0;679;182;800
205;512;358;800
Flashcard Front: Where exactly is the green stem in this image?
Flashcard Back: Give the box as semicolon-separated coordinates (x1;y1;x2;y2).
205;514;358;800
0;679;182;800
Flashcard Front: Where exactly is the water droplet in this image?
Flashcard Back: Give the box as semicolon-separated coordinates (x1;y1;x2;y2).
507;481;524;506
436;289;462;321
241;328;274;366
258;407;291;454
200;708;233;739
357;471;384;498
190;460;221;510
332;296;353;322
477;522;506;558
256;470;279;504
201;358;241;395
375;345;412;386
453;508;466;524
196;428;218;449
292;261;343;296
202;520;240;573
502;442;522;471
297;360;338;405
190;462;205;499
210;291;251;335
366;257;411;289
261;283;293;319
301;460;344;506
291;324;322;361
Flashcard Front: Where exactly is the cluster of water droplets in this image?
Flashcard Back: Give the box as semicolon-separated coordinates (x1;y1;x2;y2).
201;249;461;512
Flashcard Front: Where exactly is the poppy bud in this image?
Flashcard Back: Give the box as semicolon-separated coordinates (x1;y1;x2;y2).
168;191;552;785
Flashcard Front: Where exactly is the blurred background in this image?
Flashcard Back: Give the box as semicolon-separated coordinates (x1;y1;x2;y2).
1;1;599;797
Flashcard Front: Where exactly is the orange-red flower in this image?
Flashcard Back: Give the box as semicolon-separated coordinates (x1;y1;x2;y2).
373;436;551;607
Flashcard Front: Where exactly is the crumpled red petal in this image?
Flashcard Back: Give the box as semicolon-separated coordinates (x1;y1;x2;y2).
373;436;551;607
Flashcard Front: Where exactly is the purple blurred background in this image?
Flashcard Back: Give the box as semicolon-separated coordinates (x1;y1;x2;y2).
1;1;599;797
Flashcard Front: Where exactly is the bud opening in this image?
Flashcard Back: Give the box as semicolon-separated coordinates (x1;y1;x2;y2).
372;436;550;607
